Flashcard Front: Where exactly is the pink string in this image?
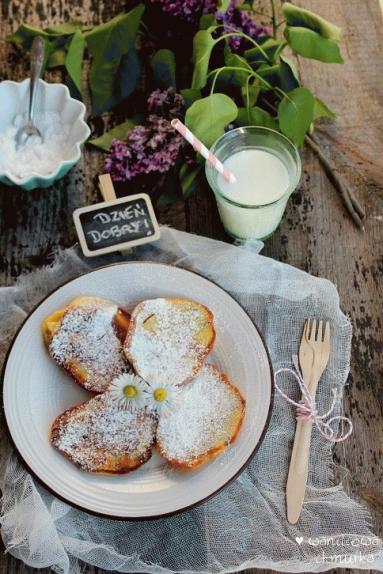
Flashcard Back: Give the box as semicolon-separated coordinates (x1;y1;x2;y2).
274;355;353;443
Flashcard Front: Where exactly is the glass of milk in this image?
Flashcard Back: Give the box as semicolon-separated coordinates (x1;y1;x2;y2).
205;126;301;240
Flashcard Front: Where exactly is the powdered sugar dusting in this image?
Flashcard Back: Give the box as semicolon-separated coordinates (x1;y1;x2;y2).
52;393;157;472
0;112;74;180
49;303;128;392
157;365;244;465
127;298;212;385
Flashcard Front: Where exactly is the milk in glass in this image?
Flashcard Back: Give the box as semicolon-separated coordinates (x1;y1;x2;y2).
205;127;301;240
216;149;290;239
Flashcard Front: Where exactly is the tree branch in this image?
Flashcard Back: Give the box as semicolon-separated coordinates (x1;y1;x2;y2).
305;135;365;230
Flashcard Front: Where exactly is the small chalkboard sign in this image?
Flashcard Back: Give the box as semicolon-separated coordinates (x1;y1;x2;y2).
73;175;160;257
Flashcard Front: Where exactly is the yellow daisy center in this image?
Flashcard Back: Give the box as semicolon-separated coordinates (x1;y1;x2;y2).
154;388;168;402
123;385;138;399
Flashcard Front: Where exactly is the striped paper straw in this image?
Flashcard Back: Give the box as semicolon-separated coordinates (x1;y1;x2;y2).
171;119;236;183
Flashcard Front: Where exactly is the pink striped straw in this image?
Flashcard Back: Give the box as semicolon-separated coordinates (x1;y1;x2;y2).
171;119;236;183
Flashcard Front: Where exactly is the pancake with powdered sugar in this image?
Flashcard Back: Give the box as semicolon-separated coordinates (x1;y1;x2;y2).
125;297;215;387
156;364;245;470
42;296;131;393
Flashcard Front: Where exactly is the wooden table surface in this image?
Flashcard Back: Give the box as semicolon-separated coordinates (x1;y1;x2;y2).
0;1;382;573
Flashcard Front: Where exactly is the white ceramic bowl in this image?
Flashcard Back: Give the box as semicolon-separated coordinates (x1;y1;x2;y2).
0;79;91;190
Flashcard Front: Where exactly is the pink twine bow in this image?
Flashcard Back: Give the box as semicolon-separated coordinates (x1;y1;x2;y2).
274;355;353;443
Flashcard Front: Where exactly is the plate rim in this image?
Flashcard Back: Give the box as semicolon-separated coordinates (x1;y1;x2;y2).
1;261;274;521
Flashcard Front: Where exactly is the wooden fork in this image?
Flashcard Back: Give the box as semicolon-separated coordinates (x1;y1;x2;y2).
286;319;331;524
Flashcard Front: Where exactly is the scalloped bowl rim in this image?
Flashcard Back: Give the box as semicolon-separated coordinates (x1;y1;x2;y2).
0;79;91;186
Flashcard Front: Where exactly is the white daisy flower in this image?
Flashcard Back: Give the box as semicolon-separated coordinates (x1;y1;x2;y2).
144;381;182;417
109;372;148;412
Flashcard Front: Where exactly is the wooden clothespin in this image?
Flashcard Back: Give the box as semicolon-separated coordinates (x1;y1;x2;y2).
98;173;117;202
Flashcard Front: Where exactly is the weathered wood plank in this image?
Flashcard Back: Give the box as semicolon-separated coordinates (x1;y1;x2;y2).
263;0;383;543
0;0;382;573
188;2;383;574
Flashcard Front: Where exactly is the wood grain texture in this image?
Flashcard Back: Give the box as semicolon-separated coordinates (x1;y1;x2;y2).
0;0;382;573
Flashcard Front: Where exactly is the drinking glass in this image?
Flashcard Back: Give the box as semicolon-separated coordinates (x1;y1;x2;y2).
205;126;301;240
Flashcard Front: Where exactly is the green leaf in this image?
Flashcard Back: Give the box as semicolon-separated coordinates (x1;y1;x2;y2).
214;53;252;95
236;106;278;130
186;93;237;149
239;2;254;11
39;39;56;72
117;49;141;110
7;24;50;48
157;166;182;206
7;25;60;74
278;87;315;146
225;52;252;84
282;3;342;42
279;56;300;90
179;163;203;198
191;28;217;89
180;88;201;108
256;63;278;86
44;22;82;35
257;59;299;92
65;30;85;96
151;48;176;89
241;78;261;108
87;4;145;116
217;0;231;13
88;119;136;151
46;48;67;68
244;38;282;67
199;14;216;30
314;97;336;119
284;26;343;64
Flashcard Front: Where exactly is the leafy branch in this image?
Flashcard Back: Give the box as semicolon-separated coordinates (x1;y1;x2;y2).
6;0;363;225
186;2;344;151
180;2;362;227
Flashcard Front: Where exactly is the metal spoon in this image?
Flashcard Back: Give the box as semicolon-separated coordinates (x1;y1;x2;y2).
15;36;45;148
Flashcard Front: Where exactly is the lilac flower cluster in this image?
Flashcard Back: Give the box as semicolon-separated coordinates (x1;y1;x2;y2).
147;88;184;117
150;0;216;23
150;0;269;51
216;2;270;51
104;89;185;182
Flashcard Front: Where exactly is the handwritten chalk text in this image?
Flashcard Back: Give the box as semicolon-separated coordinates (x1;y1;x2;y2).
87;220;151;243
93;203;145;224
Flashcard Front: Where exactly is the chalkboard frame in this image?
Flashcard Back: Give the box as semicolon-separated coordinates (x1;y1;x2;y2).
73;193;161;257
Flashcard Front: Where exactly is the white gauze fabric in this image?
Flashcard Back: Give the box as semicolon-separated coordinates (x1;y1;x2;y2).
0;227;382;574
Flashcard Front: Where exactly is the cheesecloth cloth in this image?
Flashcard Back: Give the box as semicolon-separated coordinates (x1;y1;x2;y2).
1;227;382;573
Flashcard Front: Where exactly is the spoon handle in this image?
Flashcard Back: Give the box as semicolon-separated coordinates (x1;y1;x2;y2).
28;36;44;125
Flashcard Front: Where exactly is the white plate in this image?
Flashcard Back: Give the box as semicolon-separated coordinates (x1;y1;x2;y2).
3;263;273;519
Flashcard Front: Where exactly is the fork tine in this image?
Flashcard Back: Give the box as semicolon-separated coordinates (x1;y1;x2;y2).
305;319;311;341
308;319;317;341
303;319;309;340
317;320;323;342
324;321;330;342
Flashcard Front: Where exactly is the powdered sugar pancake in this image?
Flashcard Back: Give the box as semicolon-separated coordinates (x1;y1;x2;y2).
156;364;246;470
125;297;215;386
42;296;130;393
51;392;157;473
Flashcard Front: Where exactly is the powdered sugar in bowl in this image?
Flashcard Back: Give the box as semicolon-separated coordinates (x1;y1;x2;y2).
0;79;90;190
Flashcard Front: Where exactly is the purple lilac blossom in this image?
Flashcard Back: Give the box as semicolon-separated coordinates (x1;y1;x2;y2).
150;0;270;51
104;89;185;182
216;2;270;51
147;88;184;118
150;0;216;23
